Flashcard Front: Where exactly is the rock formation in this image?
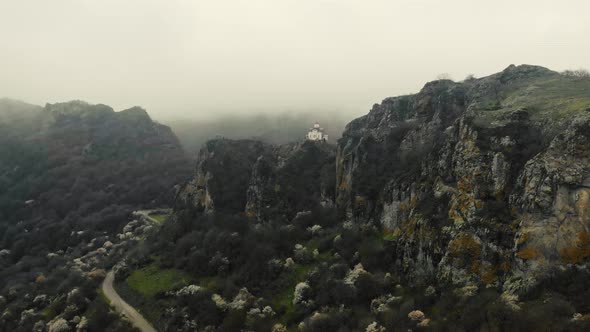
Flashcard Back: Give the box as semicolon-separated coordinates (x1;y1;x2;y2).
335;64;590;292
176;140;336;221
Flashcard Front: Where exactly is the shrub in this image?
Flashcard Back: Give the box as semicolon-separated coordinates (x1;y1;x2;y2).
562;69;590;78
464;74;477;82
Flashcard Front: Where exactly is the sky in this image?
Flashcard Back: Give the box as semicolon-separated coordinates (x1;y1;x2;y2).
1;0;589;120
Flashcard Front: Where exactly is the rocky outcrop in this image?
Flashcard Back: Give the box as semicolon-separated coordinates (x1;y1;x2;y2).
335;65;590;292
176;140;336;221
509;118;590;281
176;139;274;214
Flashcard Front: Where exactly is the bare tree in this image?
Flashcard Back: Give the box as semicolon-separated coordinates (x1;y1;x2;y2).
464;74;477;82
562;68;590;79
436;73;453;81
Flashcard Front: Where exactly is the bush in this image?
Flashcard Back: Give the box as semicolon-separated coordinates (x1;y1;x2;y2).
562;68;590;78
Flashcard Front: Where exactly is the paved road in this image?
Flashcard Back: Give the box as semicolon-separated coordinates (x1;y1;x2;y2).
101;271;157;332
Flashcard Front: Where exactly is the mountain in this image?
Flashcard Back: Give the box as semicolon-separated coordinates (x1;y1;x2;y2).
117;65;590;331
0;100;191;228
335;64;590;288
0;98;46;137
0;100;191;331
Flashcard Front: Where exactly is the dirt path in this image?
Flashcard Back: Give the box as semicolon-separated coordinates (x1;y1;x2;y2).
101;271;157;332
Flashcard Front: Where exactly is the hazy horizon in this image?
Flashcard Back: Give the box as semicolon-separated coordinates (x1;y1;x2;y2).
2;0;589;121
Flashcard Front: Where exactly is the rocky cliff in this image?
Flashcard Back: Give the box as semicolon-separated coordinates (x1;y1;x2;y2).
336;65;590;292
176;139;336;221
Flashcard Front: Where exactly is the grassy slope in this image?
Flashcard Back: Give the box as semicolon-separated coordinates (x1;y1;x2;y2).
115;261;193;330
475;76;590;127
148;213;168;224
126;262;193;298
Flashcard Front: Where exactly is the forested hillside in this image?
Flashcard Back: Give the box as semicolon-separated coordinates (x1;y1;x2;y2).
0;99;191;331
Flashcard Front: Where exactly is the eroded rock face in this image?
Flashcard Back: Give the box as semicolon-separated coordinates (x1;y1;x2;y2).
335;65;590;291
176;139;336;221
176;139;272;214
510;118;590;278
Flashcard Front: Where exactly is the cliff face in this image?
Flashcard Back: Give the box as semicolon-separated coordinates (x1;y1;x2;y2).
176;140;336;221
176;139;274;214
336;65;590;292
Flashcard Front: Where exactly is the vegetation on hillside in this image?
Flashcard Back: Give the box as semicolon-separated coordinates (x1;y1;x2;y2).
0;100;191;331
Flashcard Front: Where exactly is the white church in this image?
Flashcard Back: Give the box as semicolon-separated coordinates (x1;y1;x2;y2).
306;122;328;142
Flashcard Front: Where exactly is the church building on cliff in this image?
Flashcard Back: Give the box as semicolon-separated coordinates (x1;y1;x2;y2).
306;122;328;142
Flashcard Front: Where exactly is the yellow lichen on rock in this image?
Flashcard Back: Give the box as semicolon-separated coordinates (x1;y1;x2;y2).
448;176;481;223
355;195;367;208
338;181;349;191
516;247;541;260
448;233;482;273
245;206;257;218
559;231;590;264
480;264;498;285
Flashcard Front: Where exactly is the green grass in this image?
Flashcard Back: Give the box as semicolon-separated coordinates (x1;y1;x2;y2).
272;263;313;326
41;304;58;319
316;250;333;262
126;263;193;298
383;233;398;242
148;213;169;224
474;76;590;127
504;77;590;116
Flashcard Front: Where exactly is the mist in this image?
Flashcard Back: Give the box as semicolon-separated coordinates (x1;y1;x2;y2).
2;0;590;122
168;111;350;155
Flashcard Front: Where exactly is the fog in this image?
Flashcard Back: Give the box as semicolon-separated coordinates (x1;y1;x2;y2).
1;0;590;121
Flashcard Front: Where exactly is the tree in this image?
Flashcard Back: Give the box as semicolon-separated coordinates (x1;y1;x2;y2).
437;73;453;81
562;68;590;78
464;74;477;82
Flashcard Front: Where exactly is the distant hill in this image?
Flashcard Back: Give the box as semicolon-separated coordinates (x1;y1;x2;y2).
0;100;191;266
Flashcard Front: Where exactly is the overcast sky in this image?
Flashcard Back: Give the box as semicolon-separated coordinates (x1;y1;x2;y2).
1;0;589;120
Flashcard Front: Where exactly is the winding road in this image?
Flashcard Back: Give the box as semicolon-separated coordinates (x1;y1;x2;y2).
102;271;157;332
100;210;170;331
